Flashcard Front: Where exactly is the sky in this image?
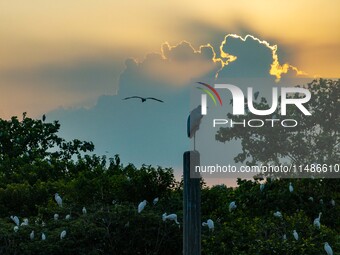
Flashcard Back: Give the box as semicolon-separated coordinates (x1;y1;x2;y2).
1;1;339;185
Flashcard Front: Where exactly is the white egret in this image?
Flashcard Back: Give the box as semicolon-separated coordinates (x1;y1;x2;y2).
283;234;287;240
41;221;46;227
320;199;324;205
54;214;59;221
202;219;214;231
293;230;299;241
324;242;333;255
41;233;46;240
313;212;322;229
273;211;282;218
65;214;71;220
330;199;335;206
10;216;20;226
229;201;237;212
21;218;29;226
60;230;67;240
289;182;294;193
30;230;34;240
82;207;87;215
153;197;159;205
54;193;63;207
138;200;147;213
162;213;180;224
308;197;314;202
112;200;117;205
14;226;19;232
260;183;265;192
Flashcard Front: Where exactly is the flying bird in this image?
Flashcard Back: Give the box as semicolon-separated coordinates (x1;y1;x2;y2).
162;213;180;225
55;193;63;207
187;105;204;150
202;219;214;231
138;200;147;213
123;96;164;103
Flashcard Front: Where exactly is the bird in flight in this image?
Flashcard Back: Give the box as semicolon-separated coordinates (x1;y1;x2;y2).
123;96;164;103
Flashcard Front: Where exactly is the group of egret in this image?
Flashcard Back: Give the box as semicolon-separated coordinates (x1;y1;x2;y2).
259;181;335;254
137;197;159;214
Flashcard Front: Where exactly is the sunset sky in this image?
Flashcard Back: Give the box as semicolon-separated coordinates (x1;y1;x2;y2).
0;1;339;182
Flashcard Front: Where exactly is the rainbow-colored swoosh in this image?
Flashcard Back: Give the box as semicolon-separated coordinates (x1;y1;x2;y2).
196;82;222;106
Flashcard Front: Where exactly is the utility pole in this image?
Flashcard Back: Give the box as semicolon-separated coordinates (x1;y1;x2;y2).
183;150;201;255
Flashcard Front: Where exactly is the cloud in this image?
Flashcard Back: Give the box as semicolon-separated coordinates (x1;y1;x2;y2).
48;34;307;172
215;34;307;80
120;41;222;88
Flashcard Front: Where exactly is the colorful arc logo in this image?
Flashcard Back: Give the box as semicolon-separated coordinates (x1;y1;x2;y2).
196;82;223;106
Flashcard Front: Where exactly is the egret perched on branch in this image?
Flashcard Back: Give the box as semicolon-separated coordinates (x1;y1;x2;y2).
153;197;159;205
320;199;324;205
30;230;34;240
13;226;19;232
202;219;214;231
60;230;67;240
187;105;204;150
293;230;299;241
82;207;87;215
324;242;333;255
162;213;180;225
229;201;237;212
55;193;63;207
308;197;314;202
10;216;20;226
330;199;335;206
21;218;29;226
313;212;322;229
260;183;265;192
289;182;294;193
41;233;46;240
54;214;59;221
273;211;282;218
65;214;71;220
138;200;147;213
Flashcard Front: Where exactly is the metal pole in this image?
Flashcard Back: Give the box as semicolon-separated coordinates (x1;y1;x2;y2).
183;150;201;255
